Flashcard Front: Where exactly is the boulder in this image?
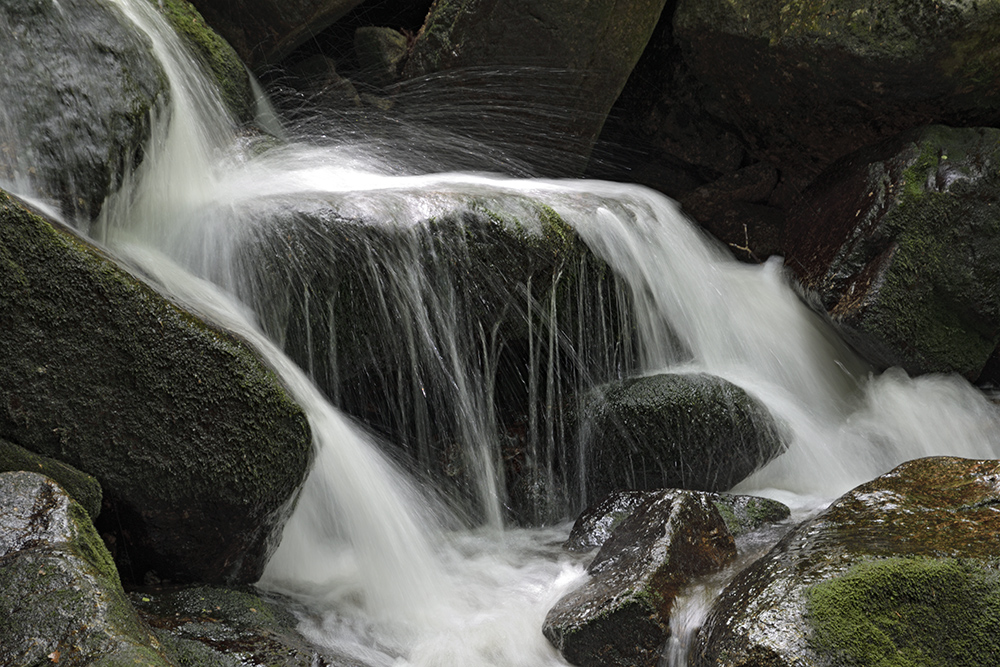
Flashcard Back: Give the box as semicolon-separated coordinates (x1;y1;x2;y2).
695;456;1000;667
400;0;669;175
354;26;409;89
544;490;736;667
581;373;784;501
0;437;102;521
565;489;789;552
785;125;1000;380
186;0;368;69
0;0;167;221
0;472;171;667
0;190;311;585
673;0;1000;184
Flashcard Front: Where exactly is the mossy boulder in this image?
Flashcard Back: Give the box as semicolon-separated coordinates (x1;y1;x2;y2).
185;0;367;69
581;373;784;501
132;585;346;666
784;125;1000;380
694;456;1000;667
565;489;789;552
544;490;736;667
0;472;171;667
152;0;256;122
227;194;633;522
0;437;102;521
0;190;311;585
0;0;167;221
673;0;1000;184
400;0;669;175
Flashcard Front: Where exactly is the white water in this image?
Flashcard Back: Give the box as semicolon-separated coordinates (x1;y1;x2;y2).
11;1;1000;665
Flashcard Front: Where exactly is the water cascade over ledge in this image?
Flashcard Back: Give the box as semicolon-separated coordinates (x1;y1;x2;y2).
6;1;1000;665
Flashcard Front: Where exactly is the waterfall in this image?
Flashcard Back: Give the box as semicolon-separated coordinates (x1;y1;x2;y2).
6;0;1000;665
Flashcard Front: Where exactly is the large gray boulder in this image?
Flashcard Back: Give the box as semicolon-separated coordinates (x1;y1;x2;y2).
785;125;1000;381
694;457;1000;667
0;472;171;667
581;373;784;502
400;0;669;175
0;0;167;221
0;190;311;585
544;490;736;667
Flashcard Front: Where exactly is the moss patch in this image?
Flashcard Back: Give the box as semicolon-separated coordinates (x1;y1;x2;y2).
807;557;1000;667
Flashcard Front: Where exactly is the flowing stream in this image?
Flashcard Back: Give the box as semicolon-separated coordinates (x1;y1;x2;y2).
8;1;1000;665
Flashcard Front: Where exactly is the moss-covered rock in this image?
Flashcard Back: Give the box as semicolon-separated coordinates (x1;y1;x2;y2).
581;373;785;501
0;0;167;221
151;0;255;122
0;437;102;521
695;456;1000;666
0;190;311;585
544;490;736;667
673;0;1000;184
0;472;172;667
400;0;669;175
131;585;347;666
785;125;1000;380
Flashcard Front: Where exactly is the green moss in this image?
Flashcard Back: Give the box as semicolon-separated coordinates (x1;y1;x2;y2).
807;557;1000;667
149;0;254;122
0;437;102;520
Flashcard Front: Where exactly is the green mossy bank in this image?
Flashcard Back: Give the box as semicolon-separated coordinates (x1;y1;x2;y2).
0;190;311;585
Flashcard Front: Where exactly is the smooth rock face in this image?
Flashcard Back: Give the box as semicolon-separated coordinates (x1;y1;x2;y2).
785;125;1000;380
0;190;311;585
695;456;1000;667
0;0;167;221
400;0;669;175
0;472;170;667
582;373;784;501
545;490;736;667
673;0;1000;182
187;0;368;68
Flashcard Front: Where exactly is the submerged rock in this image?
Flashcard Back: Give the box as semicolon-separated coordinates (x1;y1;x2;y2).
785;125;1000;380
581;373;784;501
0;0;167;221
0;472;170;666
0;190;311;585
544;490;736;667
400;0;669;175
695;456;1000;667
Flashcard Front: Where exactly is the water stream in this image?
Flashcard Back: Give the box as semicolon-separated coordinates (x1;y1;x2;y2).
7;1;1000;665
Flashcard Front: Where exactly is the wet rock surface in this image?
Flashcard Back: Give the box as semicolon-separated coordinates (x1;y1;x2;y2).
0;472;170;667
582;373;784;500
544;490;737;667
695;456;1000;667
0;437;102;521
786;125;1000;381
0;0;167;221
0;190;311;585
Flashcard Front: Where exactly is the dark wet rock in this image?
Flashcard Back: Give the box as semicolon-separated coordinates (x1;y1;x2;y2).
0;437;102;521
354;26;408;89
582;373;784;501
544;490;736;667
288;55;362;109
0;0;167;221
565;490;789;552
785;125;1000;380
0;190;311;585
673;0;1000;187
229;194;633;524
695;456;1000;667
399;0;669;175
132;585;350;667
154;0;256;122
0;472;171;667
187;0;368;69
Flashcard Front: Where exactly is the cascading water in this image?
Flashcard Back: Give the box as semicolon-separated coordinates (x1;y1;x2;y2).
8;1;1000;665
